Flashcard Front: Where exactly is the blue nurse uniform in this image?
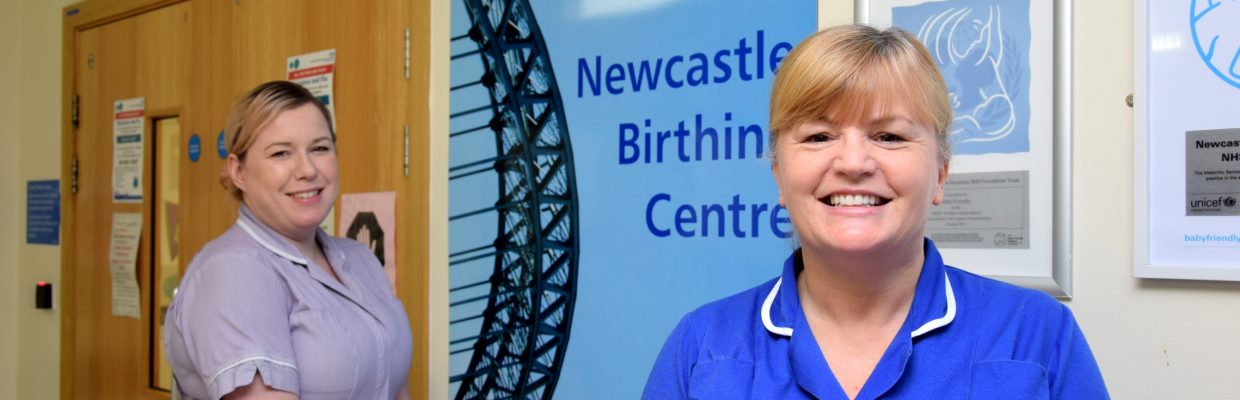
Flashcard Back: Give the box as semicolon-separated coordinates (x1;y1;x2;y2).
643;239;1107;399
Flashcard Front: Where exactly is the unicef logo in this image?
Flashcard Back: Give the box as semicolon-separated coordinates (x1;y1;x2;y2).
1226;196;1237;208
1191;0;1240;89
994;232;1008;247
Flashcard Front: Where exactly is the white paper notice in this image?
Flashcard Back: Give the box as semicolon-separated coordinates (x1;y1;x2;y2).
113;98;145;203
287;49;337;131
321;207;336;237
109;212;143;319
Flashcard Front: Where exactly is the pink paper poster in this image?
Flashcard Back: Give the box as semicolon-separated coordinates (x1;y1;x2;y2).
340;191;396;290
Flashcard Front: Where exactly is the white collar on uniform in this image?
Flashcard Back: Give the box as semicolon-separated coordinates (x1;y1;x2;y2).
760;272;957;339
761;278;793;336
236;217;310;266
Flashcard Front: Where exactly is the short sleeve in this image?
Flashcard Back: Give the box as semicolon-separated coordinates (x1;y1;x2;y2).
170;252;300;398
1049;305;1109;399
642;312;699;400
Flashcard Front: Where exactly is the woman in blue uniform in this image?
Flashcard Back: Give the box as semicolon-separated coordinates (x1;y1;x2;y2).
643;25;1107;399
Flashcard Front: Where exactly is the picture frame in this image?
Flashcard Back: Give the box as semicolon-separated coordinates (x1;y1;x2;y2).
1133;0;1240;281
857;0;1074;296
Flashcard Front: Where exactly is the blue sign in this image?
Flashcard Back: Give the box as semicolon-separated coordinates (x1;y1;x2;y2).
447;1;813;398
216;129;228;159
893;0;1032;155
27;180;60;245
188;133;202;162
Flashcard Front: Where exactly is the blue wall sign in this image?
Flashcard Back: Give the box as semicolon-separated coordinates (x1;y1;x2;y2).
27;180;60;245
447;1;814;398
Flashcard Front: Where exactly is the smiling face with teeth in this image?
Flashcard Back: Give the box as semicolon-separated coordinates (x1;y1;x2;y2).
769;26;952;269
773;101;948;261
228;103;338;245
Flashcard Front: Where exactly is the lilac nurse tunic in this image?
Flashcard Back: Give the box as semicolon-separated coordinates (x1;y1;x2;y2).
165;206;413;399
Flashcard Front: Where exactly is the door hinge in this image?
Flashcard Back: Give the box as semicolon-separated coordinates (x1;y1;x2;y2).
404;28;411;80
403;124;410;177
70;157;79;194
71;94;79;128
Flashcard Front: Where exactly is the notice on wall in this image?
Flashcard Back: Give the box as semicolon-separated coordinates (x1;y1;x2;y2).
27;180;60;245
113;98;145;203
341;192;396;291
1185;128;1240;216
286;49;337;131
927;170;1031;249
109;212;143;319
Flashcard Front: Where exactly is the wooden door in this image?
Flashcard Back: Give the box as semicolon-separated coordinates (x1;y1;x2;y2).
184;0;428;395
183;0;414;269
65;2;192;399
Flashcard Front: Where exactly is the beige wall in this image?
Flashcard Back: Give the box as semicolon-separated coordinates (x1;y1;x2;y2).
1070;1;1240;397
427;0;449;398
1;0;23;398
10;0;76;399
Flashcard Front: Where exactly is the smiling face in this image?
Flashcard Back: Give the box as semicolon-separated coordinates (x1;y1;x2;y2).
228;103;338;243
773;100;948;258
768;26;953;261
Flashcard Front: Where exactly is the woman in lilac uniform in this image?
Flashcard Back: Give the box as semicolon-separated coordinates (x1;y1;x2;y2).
643;25;1107;399
165;81;413;399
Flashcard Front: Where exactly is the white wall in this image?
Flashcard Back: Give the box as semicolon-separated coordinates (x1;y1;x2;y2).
0;0;24;397
1069;1;1240;397
12;0;76;399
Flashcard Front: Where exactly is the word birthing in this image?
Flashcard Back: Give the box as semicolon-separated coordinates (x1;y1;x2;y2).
619;112;765;165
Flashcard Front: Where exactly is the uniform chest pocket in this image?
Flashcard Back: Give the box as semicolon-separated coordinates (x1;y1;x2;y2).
688;359;754;400
969;360;1049;400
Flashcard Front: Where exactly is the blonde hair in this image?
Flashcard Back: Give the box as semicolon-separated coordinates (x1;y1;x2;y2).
769;24;952;162
219;81;335;200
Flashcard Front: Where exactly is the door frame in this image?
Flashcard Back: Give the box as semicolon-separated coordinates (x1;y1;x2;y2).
60;1;185;398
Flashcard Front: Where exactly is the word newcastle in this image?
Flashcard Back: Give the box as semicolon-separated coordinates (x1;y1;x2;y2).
576;30;794;238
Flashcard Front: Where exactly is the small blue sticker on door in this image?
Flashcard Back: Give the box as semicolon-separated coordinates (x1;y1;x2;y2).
188;133;201;162
217;129;228;159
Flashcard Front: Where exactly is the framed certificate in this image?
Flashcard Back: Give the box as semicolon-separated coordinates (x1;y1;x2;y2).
1134;0;1240;281
858;0;1073;296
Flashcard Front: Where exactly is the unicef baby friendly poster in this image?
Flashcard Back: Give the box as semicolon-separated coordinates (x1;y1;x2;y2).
1143;0;1240;270
447;0;814;398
